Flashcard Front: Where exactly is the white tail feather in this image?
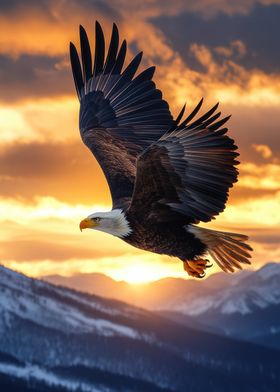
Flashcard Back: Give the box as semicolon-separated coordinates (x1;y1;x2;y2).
188;225;253;273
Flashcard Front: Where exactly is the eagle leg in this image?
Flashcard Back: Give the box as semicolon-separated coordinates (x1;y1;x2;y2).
183;259;212;279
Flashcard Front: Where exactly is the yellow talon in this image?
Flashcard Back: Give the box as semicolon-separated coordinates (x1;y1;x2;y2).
183;259;212;278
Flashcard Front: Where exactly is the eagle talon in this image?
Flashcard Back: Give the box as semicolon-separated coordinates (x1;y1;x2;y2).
183;259;211;279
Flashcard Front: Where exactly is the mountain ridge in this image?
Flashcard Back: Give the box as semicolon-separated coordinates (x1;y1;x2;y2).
43;262;280;349
0;264;279;391
44;262;279;313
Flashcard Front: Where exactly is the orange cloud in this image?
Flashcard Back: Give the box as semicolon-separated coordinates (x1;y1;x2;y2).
0;139;111;204
0;98;78;143
252;144;273;159
215;40;247;58
0;3;115;57
184;43;280;107
237;163;280;190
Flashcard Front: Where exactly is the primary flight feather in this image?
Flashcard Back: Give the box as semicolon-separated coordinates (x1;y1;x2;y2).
70;21;252;278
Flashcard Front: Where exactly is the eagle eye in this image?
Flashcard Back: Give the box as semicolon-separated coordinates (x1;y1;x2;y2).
93;217;101;222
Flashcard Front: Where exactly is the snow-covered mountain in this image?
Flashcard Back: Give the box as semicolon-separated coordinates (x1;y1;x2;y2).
0;265;280;391
45;263;280;315
161;262;280;316
156;263;280;349
45;263;280;350
0;265;149;340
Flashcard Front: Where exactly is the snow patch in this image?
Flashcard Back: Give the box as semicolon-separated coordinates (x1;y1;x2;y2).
0;265;150;340
0;362;103;392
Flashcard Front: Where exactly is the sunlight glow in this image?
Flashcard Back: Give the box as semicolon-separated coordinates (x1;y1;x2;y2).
0;196;94;223
0;98;78;144
238;163;280;190
4;254;186;285
104;256;182;284
214;83;280;107
218;194;280;227
0;107;37;142
1;193;279;283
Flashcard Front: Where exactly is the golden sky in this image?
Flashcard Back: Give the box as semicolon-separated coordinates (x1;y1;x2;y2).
0;0;279;283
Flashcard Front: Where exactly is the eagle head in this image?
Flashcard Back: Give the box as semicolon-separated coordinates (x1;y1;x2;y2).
79;209;132;238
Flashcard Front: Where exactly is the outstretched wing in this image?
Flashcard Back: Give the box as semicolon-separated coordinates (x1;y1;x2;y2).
70;22;174;209
129;101;238;223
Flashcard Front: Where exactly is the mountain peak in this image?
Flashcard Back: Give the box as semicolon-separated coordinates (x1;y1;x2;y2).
256;262;280;279
0;264;279;391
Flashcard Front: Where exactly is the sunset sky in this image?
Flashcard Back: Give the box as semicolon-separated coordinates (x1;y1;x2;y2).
0;0;279;283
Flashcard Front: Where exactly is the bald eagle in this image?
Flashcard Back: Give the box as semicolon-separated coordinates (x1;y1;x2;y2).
70;22;252;278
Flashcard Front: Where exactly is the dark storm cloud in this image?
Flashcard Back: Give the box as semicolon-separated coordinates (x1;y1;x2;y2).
0;54;72;102
151;3;280;74
0;141;111;204
71;0;119;19
0;0;51;13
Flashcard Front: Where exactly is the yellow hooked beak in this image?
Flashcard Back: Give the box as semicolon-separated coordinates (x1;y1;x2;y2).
79;218;98;232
